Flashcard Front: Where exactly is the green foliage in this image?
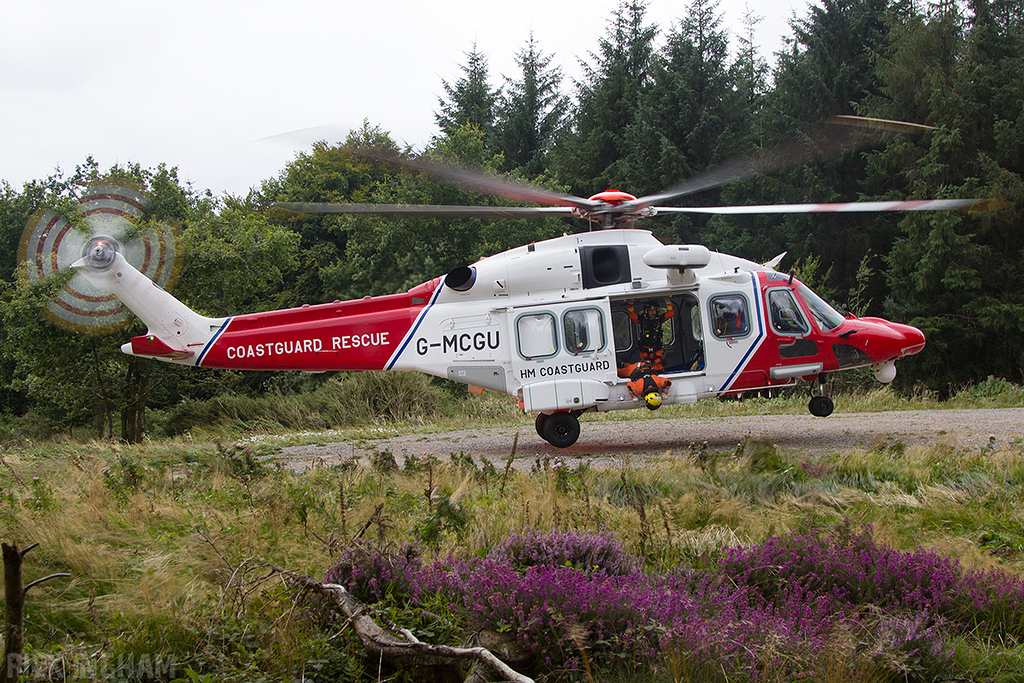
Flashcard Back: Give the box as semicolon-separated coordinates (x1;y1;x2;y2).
2;398;1024;682
0;161;222;440
740;437;787;474
170;670;218;683
865;1;1024;392
160;371;458;435
416;491;470;546
623;0;748;203
370;449;399;474
316;125;566;301
553;0;658;195
178;208;299;316
260;122;405;306
950;375;1024;407
26;475;56;511
103;452;146;505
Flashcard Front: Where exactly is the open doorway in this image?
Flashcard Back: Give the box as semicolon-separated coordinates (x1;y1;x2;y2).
610;294;704;375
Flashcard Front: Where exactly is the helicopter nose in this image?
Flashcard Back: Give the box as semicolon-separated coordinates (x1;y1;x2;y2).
892;322;926;357
845;317;926;362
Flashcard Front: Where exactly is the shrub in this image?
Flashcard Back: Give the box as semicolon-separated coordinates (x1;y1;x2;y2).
415;493;470;546
317;526;1024;680
333;372;451;423
161;371;455;434
952;375;1024;406
486;527;639;575
323;540;422;604
718;521;1024;638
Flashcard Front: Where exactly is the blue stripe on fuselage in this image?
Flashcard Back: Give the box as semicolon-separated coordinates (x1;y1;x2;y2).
385;285;445;370
195;318;232;367
718;273;764;393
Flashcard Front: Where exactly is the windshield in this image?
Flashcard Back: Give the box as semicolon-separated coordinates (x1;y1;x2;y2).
796;283;845;331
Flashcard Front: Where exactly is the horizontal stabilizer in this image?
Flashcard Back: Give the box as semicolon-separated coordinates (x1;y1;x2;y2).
128;335;194;360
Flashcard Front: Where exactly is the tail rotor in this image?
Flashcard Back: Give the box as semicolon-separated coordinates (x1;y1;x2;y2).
18;182;180;334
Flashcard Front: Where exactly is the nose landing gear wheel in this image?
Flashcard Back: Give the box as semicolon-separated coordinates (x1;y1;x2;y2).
808;395;834;417
541;411;581;448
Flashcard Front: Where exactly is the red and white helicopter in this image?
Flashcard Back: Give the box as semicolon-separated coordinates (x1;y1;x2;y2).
25;117;988;447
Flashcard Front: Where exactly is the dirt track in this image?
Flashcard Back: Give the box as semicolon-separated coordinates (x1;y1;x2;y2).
276;407;1024;472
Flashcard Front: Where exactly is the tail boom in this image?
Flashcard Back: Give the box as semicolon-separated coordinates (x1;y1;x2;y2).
72;247;436;372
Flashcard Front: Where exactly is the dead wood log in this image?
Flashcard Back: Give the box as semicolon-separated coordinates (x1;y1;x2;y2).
271;565;534;683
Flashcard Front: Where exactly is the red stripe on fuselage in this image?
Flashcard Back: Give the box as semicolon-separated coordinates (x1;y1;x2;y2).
198;287;432;371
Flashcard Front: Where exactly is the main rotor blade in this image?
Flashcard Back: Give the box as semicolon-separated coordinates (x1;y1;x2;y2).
274;202;576;219
654;198;989;215
625;116;926;211
827;115;938;134
353;150;603;212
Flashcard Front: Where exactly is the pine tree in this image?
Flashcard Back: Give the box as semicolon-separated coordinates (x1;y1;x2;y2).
623;0;746;199
435;43;500;144
772;0;896;123
750;0;901;299
875;0;1024;388
554;0;658;195
734;7;770;111
492;33;568;176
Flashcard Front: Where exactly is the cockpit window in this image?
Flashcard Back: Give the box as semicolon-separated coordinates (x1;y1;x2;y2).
796;283;845;331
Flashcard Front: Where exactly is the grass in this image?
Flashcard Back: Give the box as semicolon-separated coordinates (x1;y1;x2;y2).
0;379;1022;681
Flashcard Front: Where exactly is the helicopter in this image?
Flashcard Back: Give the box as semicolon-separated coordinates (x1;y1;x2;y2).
24;117;989;448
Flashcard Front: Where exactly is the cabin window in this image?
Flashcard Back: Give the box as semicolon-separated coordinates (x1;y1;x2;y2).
563;308;605;354
516;312;558;359
709;295;750;338
768;288;809;334
660;311;676;347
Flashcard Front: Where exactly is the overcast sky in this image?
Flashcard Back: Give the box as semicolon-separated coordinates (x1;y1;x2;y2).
1;0;809;198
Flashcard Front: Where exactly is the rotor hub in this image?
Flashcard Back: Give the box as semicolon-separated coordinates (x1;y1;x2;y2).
587;190;637;205
81;236;120;270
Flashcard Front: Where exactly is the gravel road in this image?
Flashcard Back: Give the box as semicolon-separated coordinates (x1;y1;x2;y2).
277;407;1024;472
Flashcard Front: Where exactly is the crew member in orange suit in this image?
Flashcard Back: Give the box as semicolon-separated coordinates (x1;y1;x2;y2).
627;298;674;372
619;298;674;409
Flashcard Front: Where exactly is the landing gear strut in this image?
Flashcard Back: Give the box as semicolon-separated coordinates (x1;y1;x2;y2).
807;376;834;417
536;411;581;448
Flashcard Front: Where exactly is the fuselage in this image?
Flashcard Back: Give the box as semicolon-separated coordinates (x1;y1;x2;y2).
77;229;925;416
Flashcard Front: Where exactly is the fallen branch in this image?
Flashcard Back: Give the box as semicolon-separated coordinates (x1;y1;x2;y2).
270;565;534;683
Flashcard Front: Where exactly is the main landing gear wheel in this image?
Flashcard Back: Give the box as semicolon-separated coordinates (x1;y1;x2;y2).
809;395;834;417
541;411;580;448
535;412;548;438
